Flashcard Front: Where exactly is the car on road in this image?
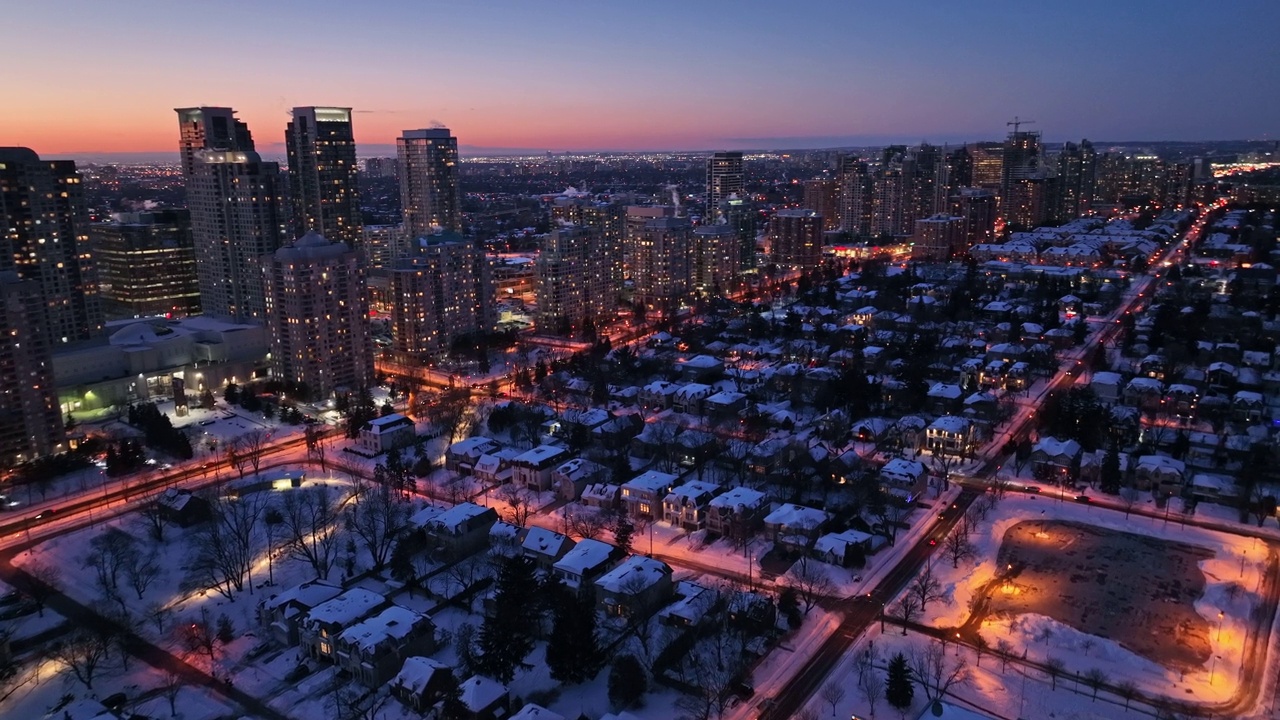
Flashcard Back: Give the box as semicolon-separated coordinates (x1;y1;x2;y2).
1022;485;1041;493
1075;495;1091;503
199;419;216;426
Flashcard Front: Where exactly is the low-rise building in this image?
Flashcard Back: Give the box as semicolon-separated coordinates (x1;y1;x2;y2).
551;457;606;501
446;437;500;474
511;445;572;491
521;527;575;572
706;486;768;540
335;605;436;687
300;588;388;663
421;503;499;560
258;579;343;646
458;674;509;720
552;538;621;591
926;415;977;457
763;503;830;551
357;413;416;455
595;555;675;618
661;480;721;530
389;656;455;714
621;470;679;520
880;457;928;503
813;529;876;567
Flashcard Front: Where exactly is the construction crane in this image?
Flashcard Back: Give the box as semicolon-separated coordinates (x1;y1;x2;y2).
1007;117;1036;133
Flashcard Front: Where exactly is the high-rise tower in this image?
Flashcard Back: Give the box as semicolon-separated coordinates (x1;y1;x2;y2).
706;151;744;221
0;272;63;467
286;107;362;246
177;108;285;321
0;147;102;345
398;128;462;237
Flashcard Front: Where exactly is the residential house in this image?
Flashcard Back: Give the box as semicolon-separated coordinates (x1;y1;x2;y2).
300;588;388;663
422;503;499;560
357;414;416;455
509;704;566;720
257;579;343;646
621;470;679;520
1233;391;1266;423
592;413;644;450
706;486;768;540
521;527;575;572
1029;436;1083;479
552;538;621;591
674;383;713;415
639;380;680;410
389;656;455;714
335;606;437;688
1124;378;1164;411
661;480;721;530
962;392;999;423
510;445;572;491
595;555;675;618
675;430;718;467
679;354;724;382
763;503;830;552
1134;455;1186;493
925;416;977;457
446;437;500;474
581;482;621;511
880;457;928;503
703;390;748;419
473;448;520;486
458;674;509;720
658;580;717;629
926;383;964;416
551;457;606;501
156;488;210;527
749;438;791;478
813;529;875;567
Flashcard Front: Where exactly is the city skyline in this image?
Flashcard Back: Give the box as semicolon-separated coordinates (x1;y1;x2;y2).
5;0;1278;160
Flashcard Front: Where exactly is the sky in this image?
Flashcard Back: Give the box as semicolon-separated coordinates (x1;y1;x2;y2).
3;0;1278;159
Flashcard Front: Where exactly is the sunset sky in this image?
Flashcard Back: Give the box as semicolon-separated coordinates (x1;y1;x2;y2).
4;0;1278;160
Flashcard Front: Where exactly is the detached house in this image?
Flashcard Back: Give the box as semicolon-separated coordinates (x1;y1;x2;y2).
335;605;436;688
880;457;928;503
357;414;416;456
926;416;977;457
446;437;500;474
551;457;606;500
621;470;679;520
390;656;455;714
258;579;343;646
1029;436;1083;479
521;527;575;572
511;445;572;492
422;503;499;560
764;503;830;551
661;480;721;530
552;538;621;591
706;486;768;540
300;588;388;663
595;555;675;618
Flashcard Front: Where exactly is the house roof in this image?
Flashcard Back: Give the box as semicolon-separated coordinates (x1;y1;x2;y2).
509;704;566;720
763;503;829;529
1032;436;1082;460
595;555;672;593
512;444;570;466
928;415;971;434
305;588;385;628
664;480;720;504
426;503;494;533
623;470;679;493
338;605;426;653
391;656;451;696
261;579;342;612
458;674;508;712
553;538;616;576
708;486;766;511
814;529;874;558
522;527;573;557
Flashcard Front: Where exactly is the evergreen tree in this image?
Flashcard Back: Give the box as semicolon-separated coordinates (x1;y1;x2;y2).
544;576;600;683
607;654;647;709
477;555;539;683
1100;441;1122;495
612;514;634;556
886;651;914;711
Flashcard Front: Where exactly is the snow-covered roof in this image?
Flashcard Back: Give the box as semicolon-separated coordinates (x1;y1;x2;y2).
581;483;620;503
458;674;508;712
1032;436;1082;460
595;555;672;593
1137;454;1186;474
814;529;874;557
658;581;716;626
708;486;766;512
623;470;678;493
882;457;926;482
261;579;342;612
448;436;498;455
426;502;492;533
664;480;720;504
512;444;569;466
682;354;723;369
409;505;446;529
928;415;971;434
553;538;616;577
367;413;413;430
338;605;426;653
391;656;451;696
522;527;572;557
305;588;385;628
763;503;829;529
509;704;566;720
927;383;963;399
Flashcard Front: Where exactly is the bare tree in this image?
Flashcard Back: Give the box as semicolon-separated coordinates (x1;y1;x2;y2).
1116;679;1138;711
962;503;986;536
190;492;264;598
789;556;834;615
1119;486;1141;519
305;424;328;472
181;616;216;661
972;633;989;668
49;632;110;690
124;549;163;600
23;560;60;617
566;508;609;540
239;429;268;477
278;485;342;580
143;601;172;634
344;477;410;571
224;436;248;479
497;484;534;527
161;672;183;716
909;640;969;704
1084;667;1107;701
821;680;847;716
1043;656;1065;691
892;595;920;634
138;499;167;542
432;554;492;612
83;527;138;594
858;667;884;719
943;530;975;568
994;639;1013;673
908;563;948;612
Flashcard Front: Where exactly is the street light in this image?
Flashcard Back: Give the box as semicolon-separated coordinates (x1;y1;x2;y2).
1217;610;1224;642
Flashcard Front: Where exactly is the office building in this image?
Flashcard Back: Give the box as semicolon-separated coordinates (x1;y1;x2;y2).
534;225;616;335
803;179;841;232
631;217;692;315
768;209;823;268
911;215;965;261
389;231;493;357
837;157;873;236
286;107;362;246
90;210;200;319
0;272;63;467
706;151;744;222
0;148;103;345
398;128;462;236
263;231;373;399
176;107;285;321
969;142;1004;189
